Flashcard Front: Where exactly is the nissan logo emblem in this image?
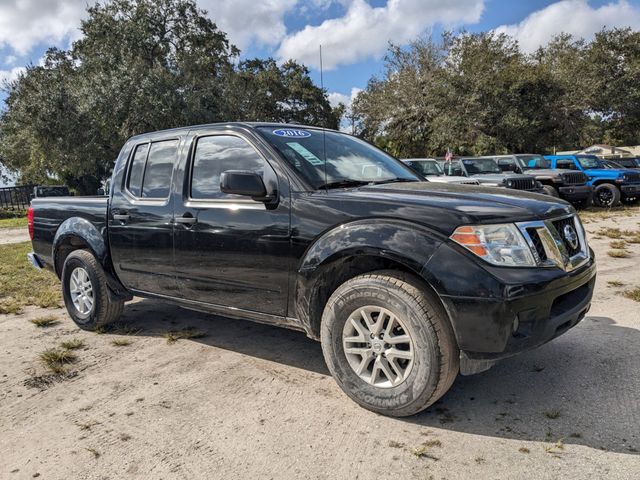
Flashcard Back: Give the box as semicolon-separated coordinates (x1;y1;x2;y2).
563;224;579;250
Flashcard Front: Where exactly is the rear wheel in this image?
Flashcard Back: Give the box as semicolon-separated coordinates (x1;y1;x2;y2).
542;185;559;197
593;184;621;208
320;271;459;417
61;250;124;330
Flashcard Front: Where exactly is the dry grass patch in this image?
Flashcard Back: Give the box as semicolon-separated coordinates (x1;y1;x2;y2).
39;348;77;374
607;249;630;258
163;327;206;344
544;409;561;419
607;280;624;287
30;315;59;327
60;338;85;350
622;287;640;302
111;338;133;347
609;240;627;249
0;242;61;314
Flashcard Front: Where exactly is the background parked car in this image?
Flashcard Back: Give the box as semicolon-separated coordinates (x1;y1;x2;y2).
545;154;640;207
438;157;545;194
488;154;592;207
402;158;480;185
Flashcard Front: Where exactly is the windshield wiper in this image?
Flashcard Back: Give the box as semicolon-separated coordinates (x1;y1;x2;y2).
372;178;419;185
317;179;371;190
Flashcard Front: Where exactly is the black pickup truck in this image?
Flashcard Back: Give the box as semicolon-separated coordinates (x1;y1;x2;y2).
27;123;596;417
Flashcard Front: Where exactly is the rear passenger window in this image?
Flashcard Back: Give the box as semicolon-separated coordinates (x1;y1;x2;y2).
127;140;178;199
142;140;178;198
191;135;266;200
127;144;148;197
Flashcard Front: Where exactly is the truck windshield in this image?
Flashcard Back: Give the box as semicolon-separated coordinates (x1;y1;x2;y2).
406;160;443;176
577;155;603;169
516;155;549;169
462;158;502;174
256;127;419;189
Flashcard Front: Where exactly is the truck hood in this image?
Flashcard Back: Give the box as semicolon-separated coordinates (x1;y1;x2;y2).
522;168;561;177
426;175;479;185
469;173;531;184
331;181;573;231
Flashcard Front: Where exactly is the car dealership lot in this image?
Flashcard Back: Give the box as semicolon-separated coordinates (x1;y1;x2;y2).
1;209;639;479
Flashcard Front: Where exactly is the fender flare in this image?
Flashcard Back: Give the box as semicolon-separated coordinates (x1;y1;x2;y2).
294;218;446;335
53;217;107;275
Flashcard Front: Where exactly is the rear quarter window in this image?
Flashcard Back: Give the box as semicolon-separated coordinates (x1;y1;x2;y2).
126;139;178;199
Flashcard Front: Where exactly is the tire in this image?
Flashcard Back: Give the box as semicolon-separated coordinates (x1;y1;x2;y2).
61;250;124;330
574;194;593;209
320;271;459;417
542;185;559;197
593;183;621;208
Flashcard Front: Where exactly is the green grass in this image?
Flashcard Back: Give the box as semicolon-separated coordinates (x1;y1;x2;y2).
0;242;61;314
0;216;27;228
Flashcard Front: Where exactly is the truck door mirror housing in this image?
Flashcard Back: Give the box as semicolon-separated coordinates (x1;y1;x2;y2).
220;170;269;200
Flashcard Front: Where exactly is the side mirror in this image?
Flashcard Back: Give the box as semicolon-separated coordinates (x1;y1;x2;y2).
220;170;269;201
97;188;105;196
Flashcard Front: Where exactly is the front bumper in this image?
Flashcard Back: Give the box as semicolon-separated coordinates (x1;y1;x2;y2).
620;183;640;196
424;243;597;374
558;184;592;201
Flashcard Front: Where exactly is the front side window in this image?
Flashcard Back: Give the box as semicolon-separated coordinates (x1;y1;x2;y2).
516;155;549;169
407;160;443;176
257;127;418;188
191;135;267;200
577;155;603;169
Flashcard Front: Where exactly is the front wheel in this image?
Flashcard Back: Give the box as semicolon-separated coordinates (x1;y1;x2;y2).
61;250;124;330
593;184;621;207
542;185;559;197
320;271;459;417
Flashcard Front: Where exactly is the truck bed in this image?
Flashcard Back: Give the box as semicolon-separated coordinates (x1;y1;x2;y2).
31;196;109;272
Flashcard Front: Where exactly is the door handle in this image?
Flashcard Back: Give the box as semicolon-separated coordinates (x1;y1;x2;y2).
175;216;197;225
113;214;130;222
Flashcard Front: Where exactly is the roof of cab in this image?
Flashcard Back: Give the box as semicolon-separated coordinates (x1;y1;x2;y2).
127;122;334;142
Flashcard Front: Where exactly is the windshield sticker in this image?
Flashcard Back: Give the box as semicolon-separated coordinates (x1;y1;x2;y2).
273;128;311;138
286;142;324;165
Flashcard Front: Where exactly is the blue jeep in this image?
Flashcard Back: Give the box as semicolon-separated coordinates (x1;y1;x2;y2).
545;154;640;207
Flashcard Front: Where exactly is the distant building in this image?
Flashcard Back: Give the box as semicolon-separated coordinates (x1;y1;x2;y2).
557;144;640;159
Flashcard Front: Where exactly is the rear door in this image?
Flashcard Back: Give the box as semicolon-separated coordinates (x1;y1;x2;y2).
172;128;291;316
109;135;182;295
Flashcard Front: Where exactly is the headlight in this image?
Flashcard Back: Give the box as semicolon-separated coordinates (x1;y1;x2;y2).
506;180;513;187
450;224;536;267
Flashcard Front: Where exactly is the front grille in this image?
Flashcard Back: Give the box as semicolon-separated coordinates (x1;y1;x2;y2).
552;217;582;256
508;177;536;191
561;172;587;185
526;228;547;261
461;180;479;185
627;172;640;183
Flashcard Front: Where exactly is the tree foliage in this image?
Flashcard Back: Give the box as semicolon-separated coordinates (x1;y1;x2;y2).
0;0;337;193
353;29;640;158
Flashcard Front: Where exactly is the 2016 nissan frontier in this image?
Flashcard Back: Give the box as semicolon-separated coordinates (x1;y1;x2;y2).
27;123;596;417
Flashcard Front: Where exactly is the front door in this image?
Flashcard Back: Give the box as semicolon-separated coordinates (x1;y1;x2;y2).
172;130;291;316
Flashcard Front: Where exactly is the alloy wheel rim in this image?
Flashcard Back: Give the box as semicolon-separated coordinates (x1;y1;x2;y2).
70;267;94;316
598;189;613;205
342;306;414;388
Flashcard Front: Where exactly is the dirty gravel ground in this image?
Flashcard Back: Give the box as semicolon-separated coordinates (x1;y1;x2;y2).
1;211;639;479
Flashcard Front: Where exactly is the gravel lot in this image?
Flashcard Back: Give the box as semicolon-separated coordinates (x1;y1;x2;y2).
1;210;639;479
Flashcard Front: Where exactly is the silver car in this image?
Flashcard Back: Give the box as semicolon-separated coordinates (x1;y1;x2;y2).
402;158;480;185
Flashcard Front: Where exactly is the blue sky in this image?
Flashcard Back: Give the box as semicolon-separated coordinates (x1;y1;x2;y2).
2;0;640;109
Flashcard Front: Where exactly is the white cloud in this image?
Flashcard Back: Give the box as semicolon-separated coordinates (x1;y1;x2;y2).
277;0;485;69
200;0;298;49
0;67;26;85
327;87;362;108
493;0;640;53
3;55;17;66
0;0;88;55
